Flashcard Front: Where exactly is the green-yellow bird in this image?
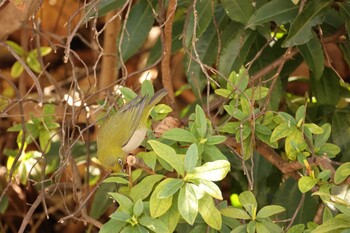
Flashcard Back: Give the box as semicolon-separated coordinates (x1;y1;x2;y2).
97;89;167;172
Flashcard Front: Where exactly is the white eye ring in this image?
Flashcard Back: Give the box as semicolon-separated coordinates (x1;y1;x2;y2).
117;158;123;165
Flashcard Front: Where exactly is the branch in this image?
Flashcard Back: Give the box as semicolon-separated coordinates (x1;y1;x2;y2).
161;0;177;111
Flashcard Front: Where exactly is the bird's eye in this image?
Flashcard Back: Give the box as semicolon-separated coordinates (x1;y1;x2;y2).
117;158;123;166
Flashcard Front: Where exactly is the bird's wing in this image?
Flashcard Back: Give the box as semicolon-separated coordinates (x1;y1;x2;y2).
119;96;147;148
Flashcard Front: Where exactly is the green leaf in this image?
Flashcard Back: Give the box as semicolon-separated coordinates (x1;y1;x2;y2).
11;61;24;78
298;176;318;193
184;0;214;47
304;123;324;134
246;0;298;29
314;123;331;149
185;160;230;182
109;193;133;214
162;128;197;143
340;3;350;39
178;184;198;225
195;105;207;138
198;194;222;230
313;214;350;233
130;174;164;201
84;0;127;20
0;195;8;214
185;143;198;172
119;87;138;101
285;130;307;160
221;0;253;24
157;178;184;199
332;110;350;162
26;52;41;73
6;41;24;56
103;176;129;185
151;104;172;120
270;122;296;142
90;183;115;219
286;224;305;233
218;27;246;77
138;215;170;233
197;179;223;200
215;88;233;98
100;219;126;233
148;140;185;176
133;199;144;217
298;33;324;80
334;162;350;184
295;105;305;124
202;145;228;161
137;151;157;171
159;198;180;233
318;143;341;158
219;122;240;134
257;205;285;218
239;191;257;215
229;67;249;93
205;135;226;145
39;129;51;153
282;0;330;47
311;68;341;106
221;207;251;220
120;0;154;61
244;87;269;100
150;181;173;218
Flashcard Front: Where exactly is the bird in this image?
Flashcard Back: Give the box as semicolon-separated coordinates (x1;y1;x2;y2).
97;88;167;172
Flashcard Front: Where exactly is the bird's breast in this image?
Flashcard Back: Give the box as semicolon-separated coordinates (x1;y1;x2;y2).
122;128;147;152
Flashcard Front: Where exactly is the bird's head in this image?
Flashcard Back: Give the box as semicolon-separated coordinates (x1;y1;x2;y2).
97;146;127;172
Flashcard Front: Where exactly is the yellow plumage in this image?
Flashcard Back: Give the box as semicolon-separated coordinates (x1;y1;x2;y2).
97;89;167;171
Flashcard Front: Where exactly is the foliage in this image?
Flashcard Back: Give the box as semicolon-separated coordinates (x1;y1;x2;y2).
1;0;350;232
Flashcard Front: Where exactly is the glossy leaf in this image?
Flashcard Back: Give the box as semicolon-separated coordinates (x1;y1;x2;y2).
162;128;197;143
239;191;257;215
185;0;215;47
130;174;164;201
99;219;126;233
311;68;341;106
198;194;222;230
178;184;198;225
120;1;154;61
218;27;245;77
185;160;230;182
314;123;331;149
138;215;170;233
257;205;285;218
202;145;228;161
133;199;144;217
246;0;298;29
109;193;133;214
205;135;227;145
298;176;318;193
197;179;223;200
10;61;24;78
159;198;180;233
185;143;198;172
195;105;207;138
221;207;251;220
157;178;184;199
334;162;350;184
148;140;184;176
282;0;330;47
270;122;296;142
313;214;350;233
298;33;324;80
150;181;173;218
221;0;253;24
